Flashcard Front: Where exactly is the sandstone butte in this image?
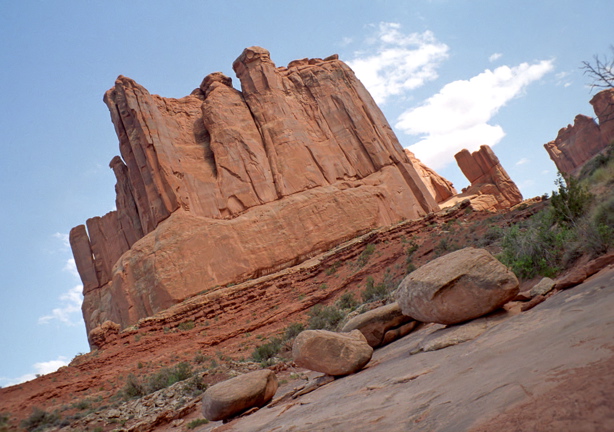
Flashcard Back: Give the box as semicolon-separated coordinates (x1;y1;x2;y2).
544;88;614;177
69;47;524;347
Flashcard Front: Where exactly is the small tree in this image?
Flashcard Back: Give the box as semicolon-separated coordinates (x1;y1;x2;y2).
550;173;592;228
582;46;614;90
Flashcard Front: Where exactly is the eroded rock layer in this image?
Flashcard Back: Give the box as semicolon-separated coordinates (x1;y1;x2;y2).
71;47;440;341
544;88;614;177
451;145;523;211
404;149;457;203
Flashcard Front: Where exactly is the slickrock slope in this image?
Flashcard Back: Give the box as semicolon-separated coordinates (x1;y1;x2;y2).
70;47;440;343
544;88;614;176
446;145;523;211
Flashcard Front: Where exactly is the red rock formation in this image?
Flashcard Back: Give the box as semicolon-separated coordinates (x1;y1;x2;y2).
544;88;614;177
404;149;457;203
72;47;440;341
451;145;523;211
590;88;614;147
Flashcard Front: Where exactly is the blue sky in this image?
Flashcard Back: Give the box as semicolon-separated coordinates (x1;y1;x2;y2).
0;0;611;386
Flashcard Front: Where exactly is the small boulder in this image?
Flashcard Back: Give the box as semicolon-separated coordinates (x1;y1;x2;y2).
396;247;519;325
341;302;415;347
201;369;278;421
529;277;555;298
292;329;373;376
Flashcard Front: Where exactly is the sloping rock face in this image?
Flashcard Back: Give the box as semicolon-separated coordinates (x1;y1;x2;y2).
71;47;440;342
544;88;614;177
404;149;457;203
452;145;523;211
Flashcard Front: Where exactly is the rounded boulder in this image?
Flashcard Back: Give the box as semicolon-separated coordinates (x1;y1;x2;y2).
395;247;518;325
201;369;278;421
292;329;373;376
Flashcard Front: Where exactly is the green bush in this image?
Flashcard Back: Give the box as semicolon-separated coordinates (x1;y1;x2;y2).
250;337;283;364
580;195;614;256
356;243;376;268
178;320;195;331
122;373;147;399
550;173;593;227
187;418;210;429
361;271;398;303
498;212;572;279
147;362;193;393
283;322;305;340
0;413;10;432
21;408;60;432
336;292;359;310
307;304;345;331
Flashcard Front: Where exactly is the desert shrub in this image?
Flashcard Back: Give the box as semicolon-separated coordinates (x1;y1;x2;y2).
477;226;504;247
499;212;572;279
178;320;195;331
550;173;593;227
356;243;376;268
182;375;208;397
580;195;614;256
336;292;359;310
0;413;10;432
361;271;399;303
250;337;283;364
284;322;305;340
187;418;210;429
325;261;341;275
147;362;193;393
122;373;147;399
21;408;60;432
434;237;461;256
193;353;209;364
307;304;345;331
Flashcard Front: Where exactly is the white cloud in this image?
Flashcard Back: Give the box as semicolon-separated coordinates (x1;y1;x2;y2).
555;71;573;88
38;285;83;326
346;22;449;105
63;258;79;279
53;232;70;251
516;157;530;166
0;357;69;387
397;59;554;169
489;53;503;62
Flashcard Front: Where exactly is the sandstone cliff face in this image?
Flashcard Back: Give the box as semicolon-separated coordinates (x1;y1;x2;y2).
404;149;457;203
451;145;523;211
71;47;440;342
544;88;614;177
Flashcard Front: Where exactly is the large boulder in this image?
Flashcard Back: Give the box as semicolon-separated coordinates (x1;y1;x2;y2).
396;248;519;325
201;369;278;421
292;329;373;376
341;302;415;347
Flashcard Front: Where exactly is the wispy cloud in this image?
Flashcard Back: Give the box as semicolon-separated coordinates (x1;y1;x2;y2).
489;53;503;62
53;232;70;251
396;60;554;169
0;357;69;387
38;285;83;326
516;157;530;166
555;71;572;88
346;22;449;105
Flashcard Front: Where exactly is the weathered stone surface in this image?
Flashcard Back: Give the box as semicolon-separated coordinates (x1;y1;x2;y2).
396;248;519;325
341;302;415;348
405;149;457;203
292;329;373;376
544;89;614;177
71;47;442;338
88;320;120;350
544;115;606;177
590;88;614;146
529;277;555;298
451;145;523;211
202;369;278;421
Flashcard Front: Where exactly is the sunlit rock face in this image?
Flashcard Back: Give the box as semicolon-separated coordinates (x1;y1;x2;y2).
70;46;442;344
544;88;614;177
